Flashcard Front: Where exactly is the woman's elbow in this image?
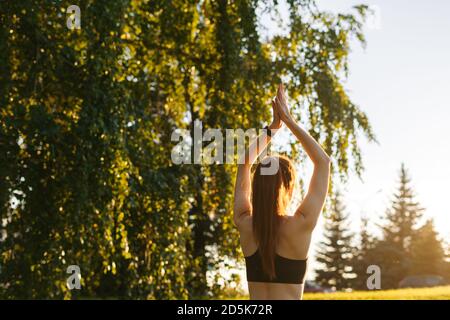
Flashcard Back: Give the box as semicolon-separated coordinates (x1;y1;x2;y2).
318;154;331;167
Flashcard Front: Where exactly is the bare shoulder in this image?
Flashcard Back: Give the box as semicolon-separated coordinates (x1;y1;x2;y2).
279;215;314;258
281;214;314;233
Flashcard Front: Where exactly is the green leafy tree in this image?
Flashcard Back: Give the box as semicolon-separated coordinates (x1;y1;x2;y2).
0;0;376;298
315;191;354;290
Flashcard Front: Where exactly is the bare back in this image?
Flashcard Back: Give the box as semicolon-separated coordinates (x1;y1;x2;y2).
237;214;313;300
233;84;331;300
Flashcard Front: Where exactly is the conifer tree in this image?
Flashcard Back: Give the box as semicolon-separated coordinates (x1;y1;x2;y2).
376;163;424;288
351;217;378;290
410;219;446;276
315;191;354;290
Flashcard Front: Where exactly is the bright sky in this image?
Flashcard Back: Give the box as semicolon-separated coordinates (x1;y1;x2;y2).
263;0;450;243
316;0;450;242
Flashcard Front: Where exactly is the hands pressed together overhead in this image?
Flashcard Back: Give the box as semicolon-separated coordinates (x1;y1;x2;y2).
269;83;294;130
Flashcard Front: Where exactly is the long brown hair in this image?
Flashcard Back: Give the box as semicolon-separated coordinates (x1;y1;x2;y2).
251;155;296;279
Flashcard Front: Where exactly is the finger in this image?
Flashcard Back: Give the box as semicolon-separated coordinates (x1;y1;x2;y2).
274;96;280;107
273;100;280;114
271;100;277;113
279;83;285;98
279;88;286;104
278;95;284;105
278;83;284;96
277;88;282;102
276;99;284;112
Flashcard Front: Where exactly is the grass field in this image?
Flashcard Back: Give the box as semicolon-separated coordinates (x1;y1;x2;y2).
303;286;450;300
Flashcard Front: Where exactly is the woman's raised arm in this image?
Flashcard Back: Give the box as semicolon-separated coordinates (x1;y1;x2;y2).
233;101;282;227
274;84;331;230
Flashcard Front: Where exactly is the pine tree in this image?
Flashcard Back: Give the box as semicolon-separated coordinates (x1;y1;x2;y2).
376;163;424;288
410;219;446;276
315;191;354;290
351;217;378;290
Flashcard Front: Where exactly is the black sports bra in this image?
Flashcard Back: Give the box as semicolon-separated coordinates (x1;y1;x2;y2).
245;249;307;284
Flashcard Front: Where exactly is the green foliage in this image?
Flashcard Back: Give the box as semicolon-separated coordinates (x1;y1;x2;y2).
352;164;448;289
351;217;378;290
372;164;424;288
410;220;446;276
1;0;375;298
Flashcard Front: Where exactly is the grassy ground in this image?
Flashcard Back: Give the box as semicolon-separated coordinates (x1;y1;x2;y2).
303;286;450;300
